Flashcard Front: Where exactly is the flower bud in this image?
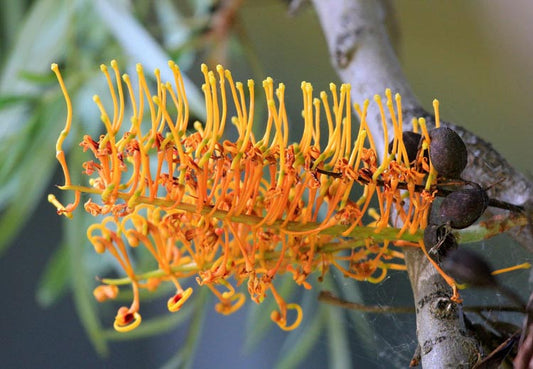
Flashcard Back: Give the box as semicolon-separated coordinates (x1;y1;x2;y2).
428;127;467;178
438;183;489;229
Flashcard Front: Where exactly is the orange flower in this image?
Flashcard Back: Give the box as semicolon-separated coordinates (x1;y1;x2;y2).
50;60;443;332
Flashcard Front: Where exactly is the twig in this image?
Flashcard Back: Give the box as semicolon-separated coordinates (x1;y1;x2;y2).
318;290;415;313
316;168;525;213
318;290;525;315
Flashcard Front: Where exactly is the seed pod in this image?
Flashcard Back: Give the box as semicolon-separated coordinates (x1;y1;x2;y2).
428;127;468;178
441;248;497;287
389;131;422;164
438;183;489;229
423;224;458;262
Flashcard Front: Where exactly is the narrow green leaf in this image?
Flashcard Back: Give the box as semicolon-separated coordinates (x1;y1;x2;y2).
0;94;37;109
154;0;191;48
153;0;196;70
0;94;68;255
0;105;46;196
0;0;71;155
332;268;376;351
18;70;58;84
244;274;296;351
36;242;70;308
324;276;352;369
0;149;55;256
93;0;205;119
65;146;108;356
0;0;26;52
159;288;210;369
0;0;70;93
326;305;352;369
275;306;326;369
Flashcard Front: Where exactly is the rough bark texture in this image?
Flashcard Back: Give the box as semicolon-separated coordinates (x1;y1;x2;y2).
311;0;532;367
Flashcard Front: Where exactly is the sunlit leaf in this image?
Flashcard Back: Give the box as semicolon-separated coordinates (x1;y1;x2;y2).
154;0;191;48
65;147;108;356
154;0;196;71
0;0;70;92
93;0;205;118
0;93;67;255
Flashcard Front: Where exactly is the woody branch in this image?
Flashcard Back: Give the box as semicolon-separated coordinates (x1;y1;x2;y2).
311;0;533;368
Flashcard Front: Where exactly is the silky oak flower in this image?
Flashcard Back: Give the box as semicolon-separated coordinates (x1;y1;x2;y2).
49;60;450;332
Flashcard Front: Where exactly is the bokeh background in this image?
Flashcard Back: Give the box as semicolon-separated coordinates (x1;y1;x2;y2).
1;1;532;368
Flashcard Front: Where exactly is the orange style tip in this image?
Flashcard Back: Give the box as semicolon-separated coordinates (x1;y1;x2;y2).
51;63;58;71
214;293;246;315
93;285;119;302
92;240;106;254
48;194;73;218
271;304;303;331
145;277;162;292
47;193;59;205
167;287;193;312
221;290;234;299
113;311;142;333
125;235;139;247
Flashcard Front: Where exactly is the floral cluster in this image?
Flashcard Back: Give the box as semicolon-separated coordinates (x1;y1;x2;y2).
49;60;440;332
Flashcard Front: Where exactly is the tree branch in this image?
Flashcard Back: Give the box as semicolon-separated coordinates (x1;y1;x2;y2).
310;0;532;367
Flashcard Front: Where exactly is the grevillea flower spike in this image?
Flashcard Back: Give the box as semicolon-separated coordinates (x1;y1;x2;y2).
49;60;470;332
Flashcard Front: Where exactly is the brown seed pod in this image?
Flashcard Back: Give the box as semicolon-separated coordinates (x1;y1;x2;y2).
428;127;468;178
389;131;422;163
441;248;497;287
423;224;458;262
438;183;489;229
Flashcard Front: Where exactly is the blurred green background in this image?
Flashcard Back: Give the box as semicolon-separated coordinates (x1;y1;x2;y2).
1;1;531;368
